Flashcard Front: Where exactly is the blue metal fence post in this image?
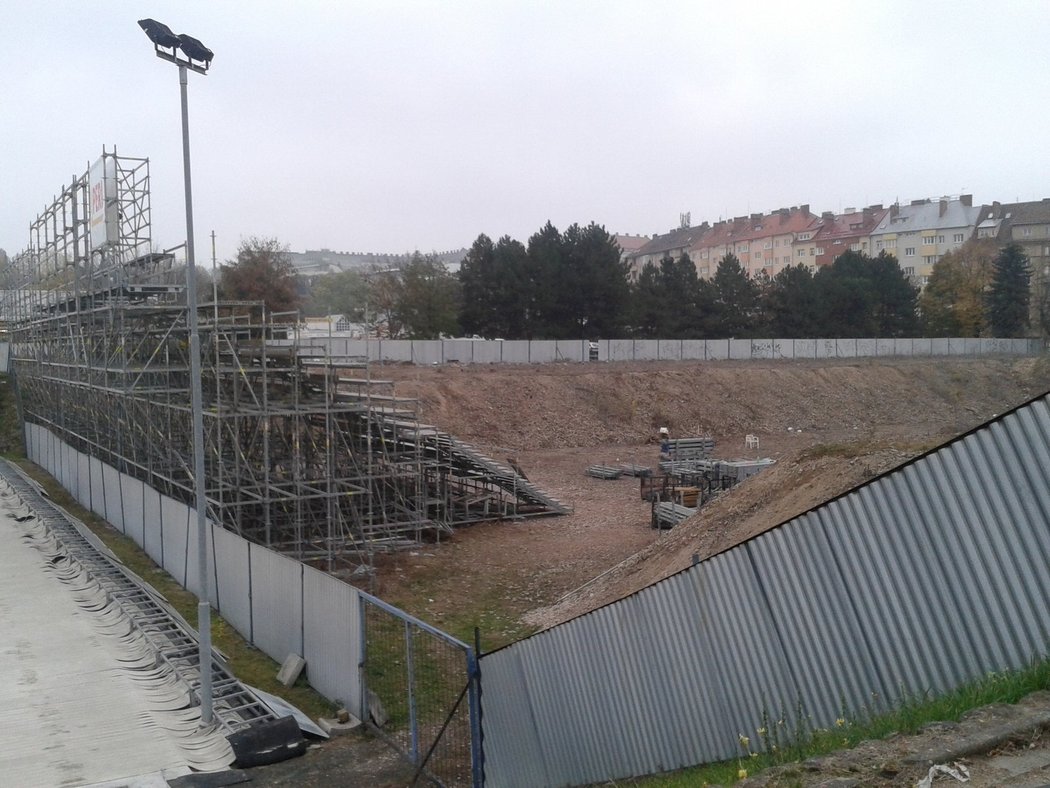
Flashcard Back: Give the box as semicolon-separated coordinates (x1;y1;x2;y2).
469;627;484;787
405;620;419;763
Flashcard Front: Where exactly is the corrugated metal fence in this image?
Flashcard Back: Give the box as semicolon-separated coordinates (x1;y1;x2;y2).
281;336;1040;366
479;393;1050;787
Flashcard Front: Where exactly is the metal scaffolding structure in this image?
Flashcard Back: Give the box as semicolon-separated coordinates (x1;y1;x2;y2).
1;149;568;581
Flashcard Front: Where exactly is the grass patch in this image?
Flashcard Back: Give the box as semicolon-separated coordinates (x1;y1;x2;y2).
629;656;1050;786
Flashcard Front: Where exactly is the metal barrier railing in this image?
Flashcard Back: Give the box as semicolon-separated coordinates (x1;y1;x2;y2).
360;591;482;787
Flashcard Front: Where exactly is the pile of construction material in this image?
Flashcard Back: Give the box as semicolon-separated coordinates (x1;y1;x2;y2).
653;501;695;529
586;465;624;480
665;436;715;461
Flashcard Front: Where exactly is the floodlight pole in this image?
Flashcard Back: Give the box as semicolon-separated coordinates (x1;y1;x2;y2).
178;60;214;726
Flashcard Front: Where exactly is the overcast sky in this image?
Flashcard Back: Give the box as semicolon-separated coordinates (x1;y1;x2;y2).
3;1;1049;266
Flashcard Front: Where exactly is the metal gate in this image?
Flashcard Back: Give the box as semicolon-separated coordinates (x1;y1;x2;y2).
360;592;482;787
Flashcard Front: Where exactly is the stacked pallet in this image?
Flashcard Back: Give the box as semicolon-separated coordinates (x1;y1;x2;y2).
666;436;715;461
653;501;696;529
674;486;700;507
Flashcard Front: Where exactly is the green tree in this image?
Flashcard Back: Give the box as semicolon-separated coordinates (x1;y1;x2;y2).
219;237;301;318
985;242;1031;337
920;239;996;336
458;234;530;338
814;250;918;337
561;222;632;337
304;269;368;320
764;264;821;337
390;253;461;339
711;253;760;337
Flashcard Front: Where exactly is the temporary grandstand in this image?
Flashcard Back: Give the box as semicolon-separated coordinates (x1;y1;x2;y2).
0;148;568;579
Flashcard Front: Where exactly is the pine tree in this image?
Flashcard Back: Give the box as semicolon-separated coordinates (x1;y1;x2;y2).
985;243;1031;337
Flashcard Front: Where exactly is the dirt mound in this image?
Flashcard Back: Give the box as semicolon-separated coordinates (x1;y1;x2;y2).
373;356;1050;636
385;357;1047;451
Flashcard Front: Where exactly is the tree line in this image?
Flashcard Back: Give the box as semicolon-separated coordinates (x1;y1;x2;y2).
220;226;1036;340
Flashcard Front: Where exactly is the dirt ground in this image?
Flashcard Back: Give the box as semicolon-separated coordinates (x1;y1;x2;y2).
249;355;1050;787
370;356;1050;639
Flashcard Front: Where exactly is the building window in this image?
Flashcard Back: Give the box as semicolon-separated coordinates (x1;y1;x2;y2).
755;251;762;260
904;266;915;275
887;239;897;248
875;240;884;250
978;229;992;238
850;243;861;251
954;233;964;243
905;247;916;256
937;235;945;244
815;247;824;255
1023;227;1033;237
798;232;811;241
798;249;806;258
923;255;939;265
922;236;936;246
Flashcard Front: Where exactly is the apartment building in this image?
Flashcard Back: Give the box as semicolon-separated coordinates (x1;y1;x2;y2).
809;205;889;269
867;196;982;285
625;223;709;279
689;205;816;279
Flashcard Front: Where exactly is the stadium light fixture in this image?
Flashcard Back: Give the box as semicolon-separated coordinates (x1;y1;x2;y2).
139;18;215;725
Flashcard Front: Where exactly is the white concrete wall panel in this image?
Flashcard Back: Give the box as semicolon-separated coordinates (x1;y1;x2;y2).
633;340;659;361
472;340;503;363
658;340;682;361
593;339;611;362
706;340;729;360
556;340;586;362
249;544;305;663
608;339;635;362
302;567;362;713
929;338;948;356
856;339;877;357
89;457;106;519
681;340;706;361
877;339;897;356
947;338;967;356
501;341;531;363
815;339;836;359
963;338;981;355
772;340;794;359
379;340;412;362
345;339;368;357
102;464;124;533
160;496;191;586
120;473;147;548
529;341;559;363
411;341;443;365
142;486;164;567
212;525;252;640
793;339;816;359
912;338;933;356
751;339;774;359
442;340;473;364
728;339;750;360
836;339;858;358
